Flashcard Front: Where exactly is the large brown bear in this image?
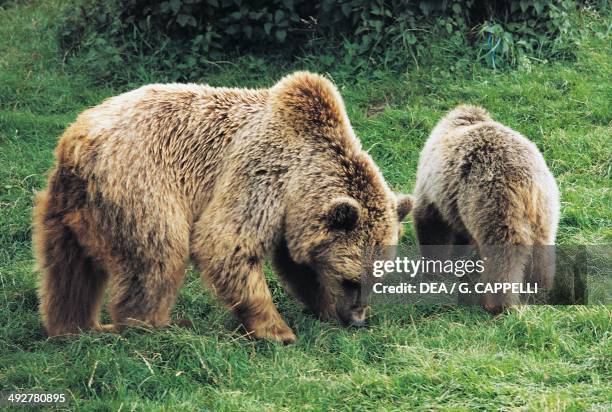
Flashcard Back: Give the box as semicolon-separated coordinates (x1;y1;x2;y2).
33;72;411;343
411;105;560;313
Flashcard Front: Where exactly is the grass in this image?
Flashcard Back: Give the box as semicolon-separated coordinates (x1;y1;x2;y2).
1;1;611;411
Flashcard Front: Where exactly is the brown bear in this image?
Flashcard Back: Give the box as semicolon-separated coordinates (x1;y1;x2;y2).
33;71;412;343
411;105;560;313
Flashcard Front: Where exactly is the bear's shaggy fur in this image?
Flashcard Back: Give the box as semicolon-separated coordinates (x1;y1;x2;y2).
33;72;411;342
412;105;559;313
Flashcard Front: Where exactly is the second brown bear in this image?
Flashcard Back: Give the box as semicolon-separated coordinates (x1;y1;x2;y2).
411;105;560;313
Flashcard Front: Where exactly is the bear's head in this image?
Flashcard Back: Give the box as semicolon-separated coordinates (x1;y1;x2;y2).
269;71;413;327
278;188;412;327
270;72;412;325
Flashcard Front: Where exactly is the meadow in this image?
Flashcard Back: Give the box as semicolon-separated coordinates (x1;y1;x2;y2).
0;1;610;410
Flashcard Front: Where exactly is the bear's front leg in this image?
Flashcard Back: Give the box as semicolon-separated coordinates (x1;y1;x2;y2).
223;255;296;344
233;286;297;344
191;231;296;343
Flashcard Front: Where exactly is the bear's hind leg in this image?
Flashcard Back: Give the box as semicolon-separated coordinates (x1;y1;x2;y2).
479;245;530;314
103;218;189;330
86;188;192;332
107;259;188;331
413;201;455;262
33;179;110;337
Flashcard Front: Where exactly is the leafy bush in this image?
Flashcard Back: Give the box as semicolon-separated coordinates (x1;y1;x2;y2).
59;0;606;81
475;1;584;69
61;0;318;59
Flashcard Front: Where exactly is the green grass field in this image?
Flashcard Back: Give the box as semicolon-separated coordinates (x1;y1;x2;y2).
1;2;610;411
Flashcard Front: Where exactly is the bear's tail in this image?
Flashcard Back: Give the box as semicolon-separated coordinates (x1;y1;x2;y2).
32;175;108;336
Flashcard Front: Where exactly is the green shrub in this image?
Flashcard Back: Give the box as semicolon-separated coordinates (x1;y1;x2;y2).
475;1;584;69
58;0;607;81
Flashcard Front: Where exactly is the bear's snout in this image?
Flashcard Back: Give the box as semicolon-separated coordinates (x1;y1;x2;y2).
348;307;367;327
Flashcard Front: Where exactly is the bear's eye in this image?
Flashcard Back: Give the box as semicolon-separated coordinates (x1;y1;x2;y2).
342;279;361;290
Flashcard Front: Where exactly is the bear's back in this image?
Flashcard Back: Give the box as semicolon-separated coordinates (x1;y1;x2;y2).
52;83;271;218
416;112;558;242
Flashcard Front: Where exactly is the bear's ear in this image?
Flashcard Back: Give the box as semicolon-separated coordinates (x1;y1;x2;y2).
327;197;361;231
396;194;413;222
